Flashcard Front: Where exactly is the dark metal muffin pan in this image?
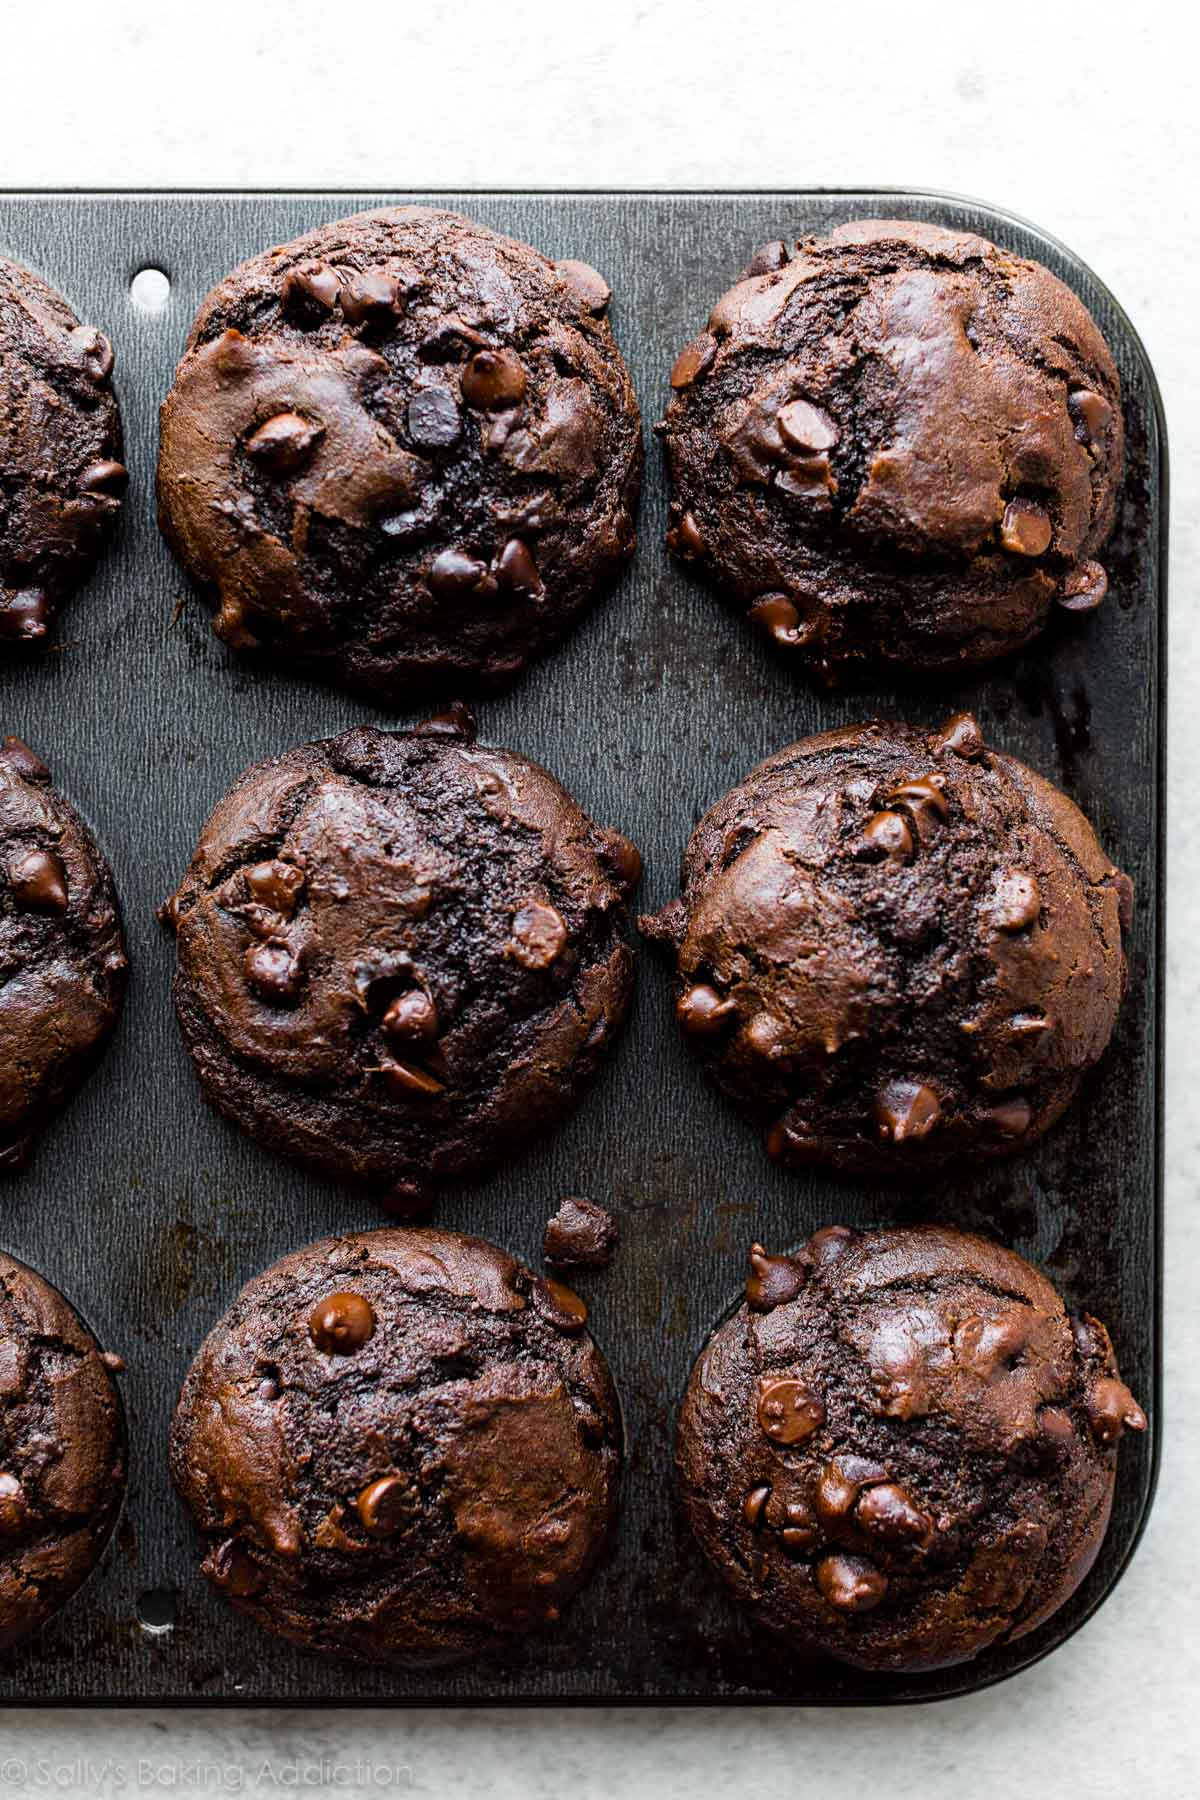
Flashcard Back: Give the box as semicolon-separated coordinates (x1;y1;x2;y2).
0;190;1164;1705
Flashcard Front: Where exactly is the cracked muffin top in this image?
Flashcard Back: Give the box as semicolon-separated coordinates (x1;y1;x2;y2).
162;708;640;1205
0;256;126;645
676;1225;1146;1672
170;1226;621;1665
157;206;642;702
0;1252;126;1649
640;713;1129;1176
0;736;128;1172
661;218;1122;681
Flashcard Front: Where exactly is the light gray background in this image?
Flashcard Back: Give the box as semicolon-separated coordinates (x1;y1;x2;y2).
0;0;1191;1793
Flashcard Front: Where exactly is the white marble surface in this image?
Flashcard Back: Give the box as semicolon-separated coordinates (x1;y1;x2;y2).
0;1;1192;1792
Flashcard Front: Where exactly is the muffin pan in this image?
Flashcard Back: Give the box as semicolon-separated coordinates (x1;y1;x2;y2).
0;190;1164;1704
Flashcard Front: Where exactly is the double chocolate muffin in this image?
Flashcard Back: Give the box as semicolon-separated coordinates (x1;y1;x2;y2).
676;1225;1146;1672
163;711;639;1201
157;206;642;701
662;219;1123;680
0;256;126;643
1;737;128;1171
170;1227;621;1665
0;1253;126;1649
641;715;1128;1176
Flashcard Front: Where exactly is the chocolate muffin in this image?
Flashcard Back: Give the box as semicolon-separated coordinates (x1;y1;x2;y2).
676;1225;1146;1672
661;219;1123;680
162;710;639;1201
640;714;1128;1176
0;256;126;643
170;1226;621;1664
0;1252;126;1649
157;206;642;701
1;737;128;1170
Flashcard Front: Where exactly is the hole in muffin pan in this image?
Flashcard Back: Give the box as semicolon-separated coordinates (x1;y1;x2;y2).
129;266;171;312
135;1587;178;1636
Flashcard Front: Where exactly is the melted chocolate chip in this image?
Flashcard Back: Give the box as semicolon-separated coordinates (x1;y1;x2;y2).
378;1059;444;1101
743;1484;772;1528
776;399;838;454
356;1475;411;1535
756;1377;825;1445
308;1291;376;1355
244;941;305;1006
246;860;305;915
670;336;717;391
508;901;567;970
246;412;324;475
1000;498;1053;557
1058;560;1108;612
745;1244;806;1313
676;982;738;1038
495;537;542;599
428;549;496;602
554;259;612;315
991;868;1041;932
383;990;439;1046
78;459;130;497
204;1537;266;1597
931;712;984;760
875;1079;942;1144
816;1552;888;1613
461;348;527;411
535;1277;589;1333
340;270;402;327
8;849;68;914
859;810;914;860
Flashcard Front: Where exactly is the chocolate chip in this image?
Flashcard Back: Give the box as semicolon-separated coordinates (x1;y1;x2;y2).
1;738;50;782
411;699;478;741
815;1552;888;1613
245;412;324;475
378;1059;444;1101
742;240;791;278
428;549;496;603
777;1501;821;1556
743;1484;772;1528
991;868;1041;932
8;848;68;913
666;511;705;558
1000;498;1053;557
1009;1010;1053;1037
407;386;462;450
308;1291;376;1355
875;1078;942;1144
0;588;51;640
508;900;567;970
535;1276;589;1333
340;270;402;327
495;537;542;598
815;1462;861;1522
78;459;129;497
1113;870;1134;932
461;348;527;410
356;1475;411;1536
383;990;439;1046
554;259;611;315
746;1244;806;1313
670;335;717;391
749;593;818;649
1068;387;1112;450
0;1474;29;1539
246;860;305;916
858;810;914;861
984;1096;1032;1137
1058;560;1108;612
1085;1375;1147;1446
69;325;114;384
203;1538;266;1597
855;1481;931;1547
244;941;305;1006
776;399;838;454
756;1377;825;1445
931;712;984;760
676;982;738;1039
282;266;341;316
886;774;948;830
600;830;642;891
